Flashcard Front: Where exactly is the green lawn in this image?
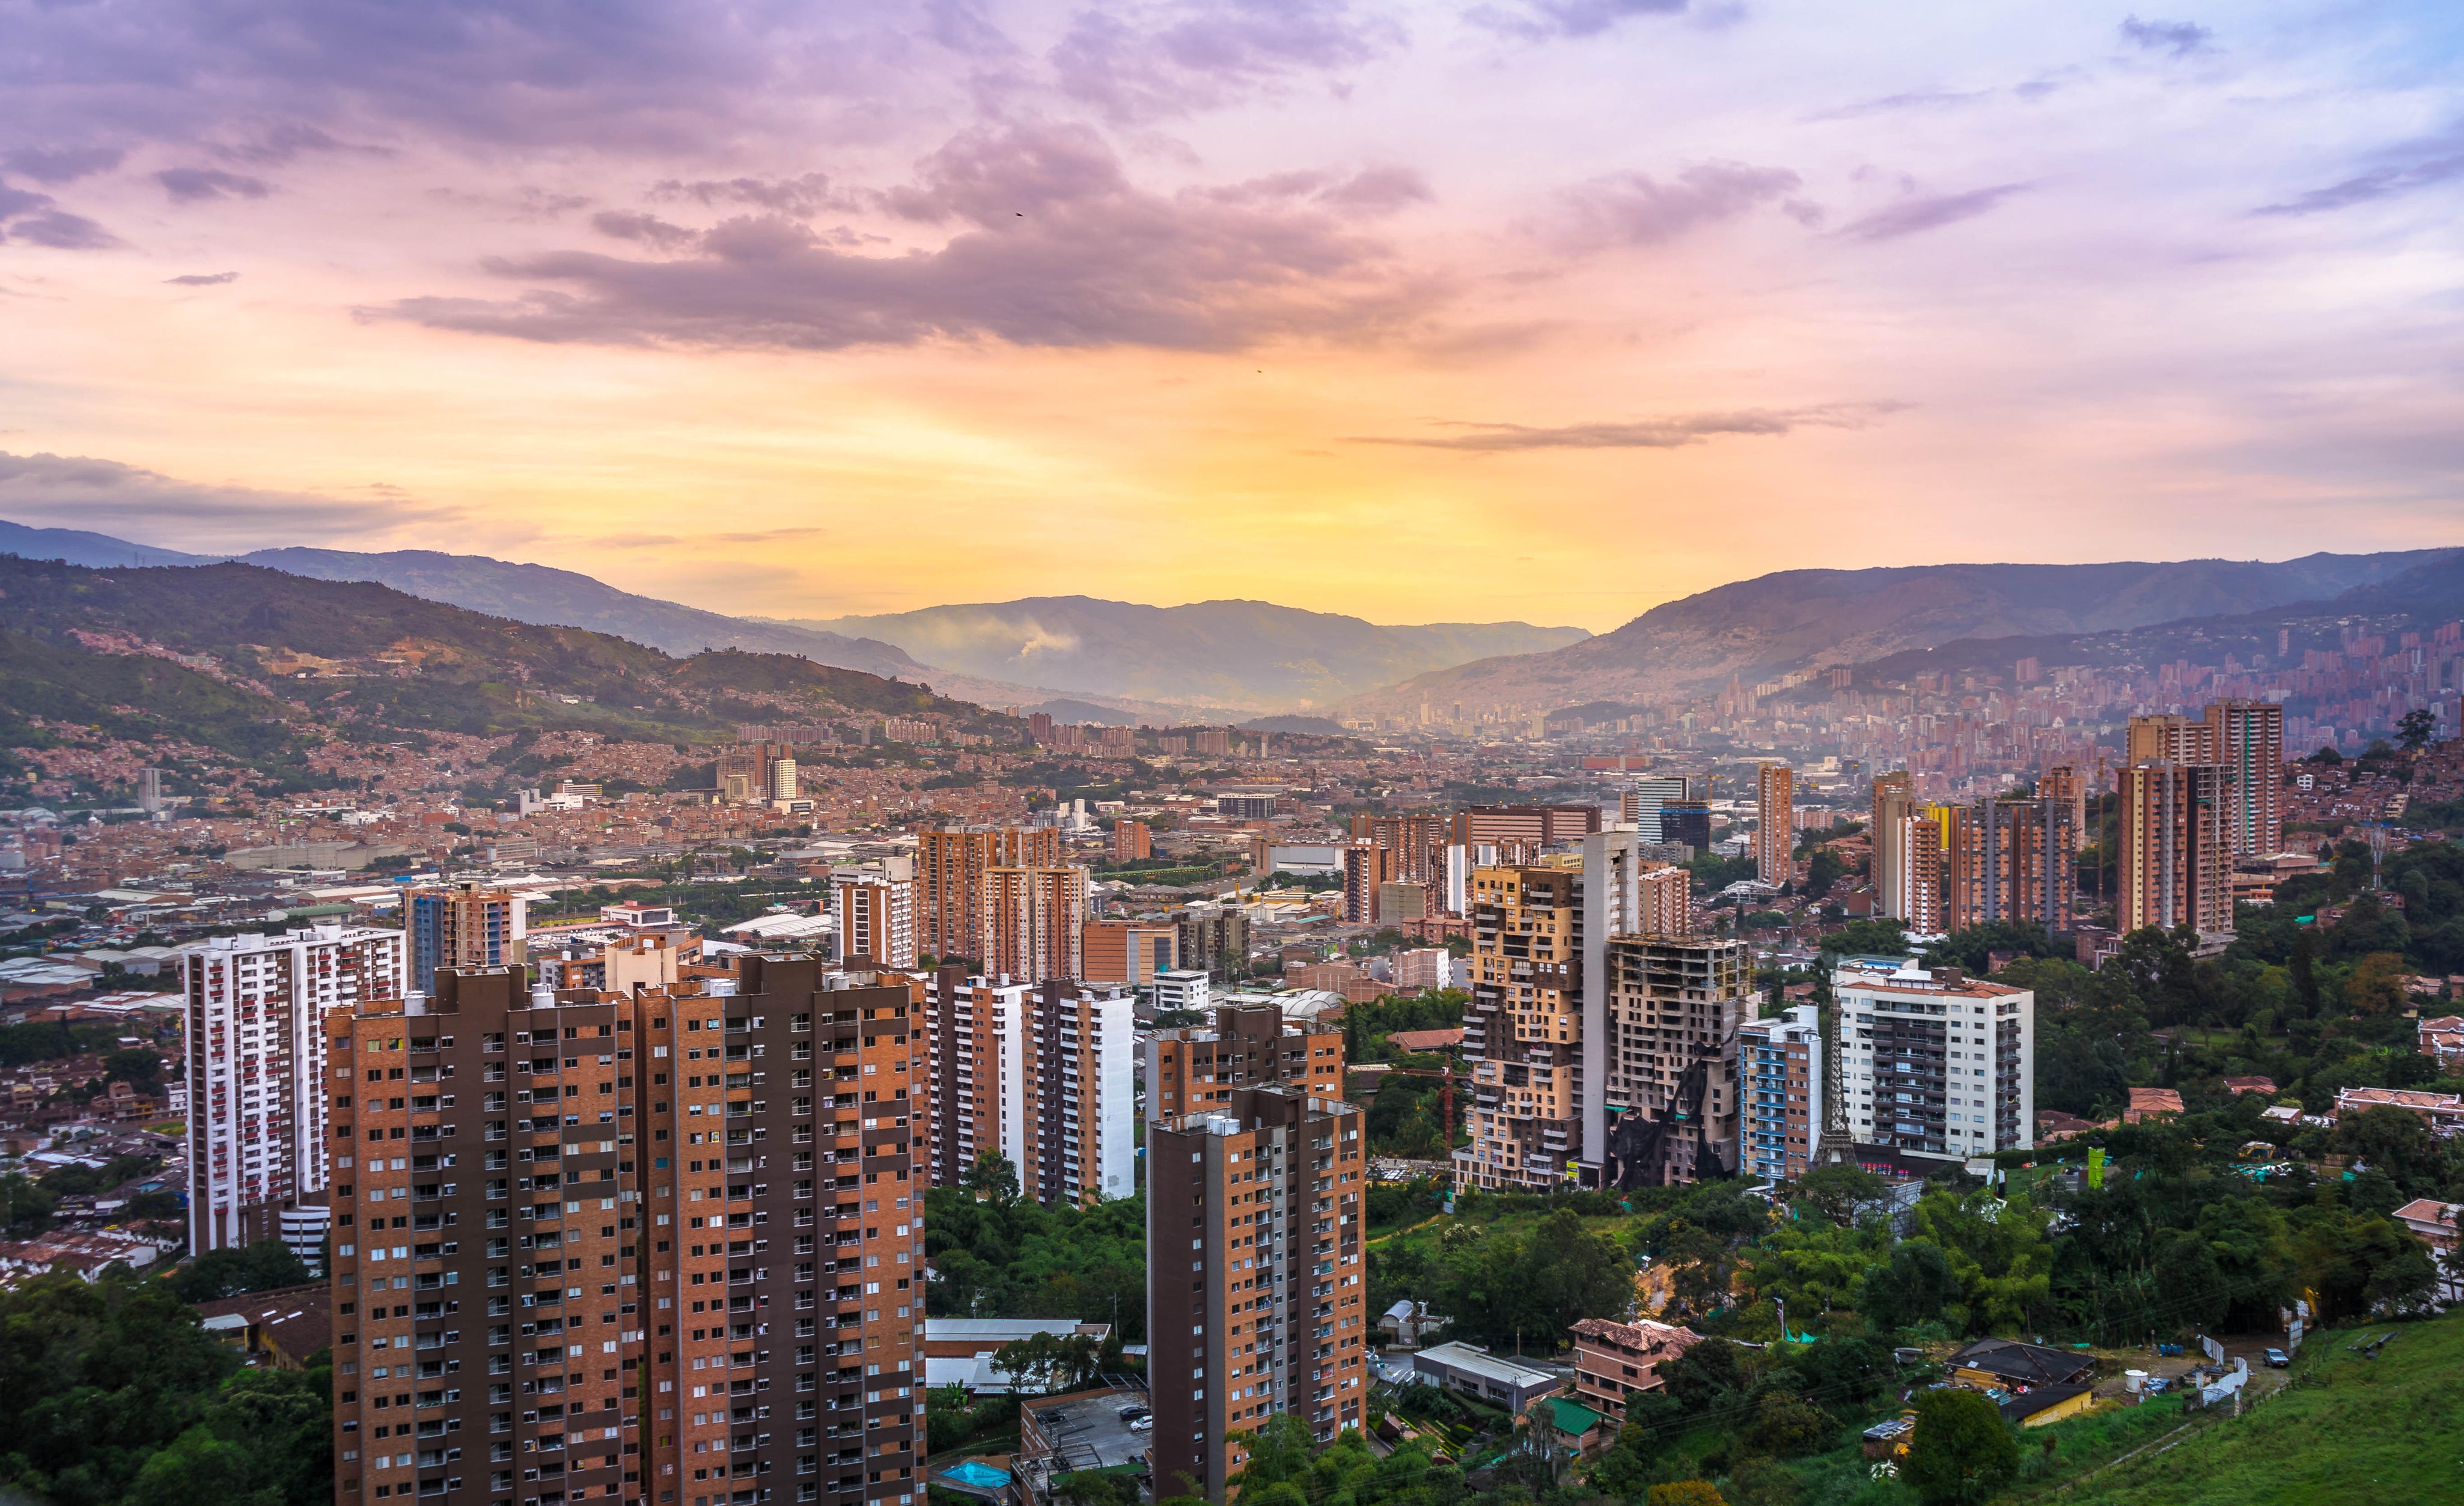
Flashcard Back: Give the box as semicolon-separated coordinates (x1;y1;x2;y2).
2054;1313;2464;1505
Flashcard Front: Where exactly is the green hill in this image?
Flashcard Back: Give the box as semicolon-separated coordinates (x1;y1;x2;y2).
0;557;1005;746
2057;1314;2464;1505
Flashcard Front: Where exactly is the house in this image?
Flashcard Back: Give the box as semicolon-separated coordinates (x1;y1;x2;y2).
2124;1087;2185;1124
192;1282;332;1370
1569;1317;1703;1423
2222;1076;2278;1097
1386;1028;1465;1054
1409;1342;1561;1413
2036;1110;2098;1142
1379;1298;1451;1347
1861;1413;1916;1460
2334;1087;2464;1138
1530;1396;1612;1457
2420;1016;2464;1074
1947;1338;2097;1389
1999;1384;2095;1428
2392;1199;2462;1300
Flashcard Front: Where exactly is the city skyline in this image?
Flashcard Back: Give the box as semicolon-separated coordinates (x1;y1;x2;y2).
4;1;2463;627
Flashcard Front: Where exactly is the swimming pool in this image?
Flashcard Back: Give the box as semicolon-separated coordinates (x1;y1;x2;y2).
941;1462;1011;1489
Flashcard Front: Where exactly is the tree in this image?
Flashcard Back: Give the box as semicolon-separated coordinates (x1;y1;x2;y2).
962;1151;1020;1210
2344;952;2409;1016
1746;1388;1834;1457
1901;1386;2019;1505
1792;1164;1884;1228
989;1331;1100;1395
1648;1484;1728;1506
2397;708;2437;754
1861;1240;1960;1333
166;1239;313;1303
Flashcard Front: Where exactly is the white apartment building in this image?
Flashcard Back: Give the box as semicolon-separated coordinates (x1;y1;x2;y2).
1832;959;2033;1161
923;974;1136;1205
1152;968;1212;1014
832;863;917;968
180;922;406;1255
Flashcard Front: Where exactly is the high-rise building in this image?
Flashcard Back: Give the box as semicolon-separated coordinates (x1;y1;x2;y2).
1877;802;1974;932
1173;905;1252;981
1079;919;1177;986
1145;1087;1368;1501
329;956;929;1506
2115;762;2230;934
1736;1004;1822;1183
1977;797;2075;931
917;827;1060;965
136;767;164;814
1110;820;1152;863
2126;714;2216;766
1620;776;1706;841
2036;765;2089;841
408;882;527;996
180;922;405;1257
1457;862;1582;1191
1832;959;2034;1160
1143;1004;1344;1125
834;862;918;969
532;928;697;994
1339;841;1392;924
1637;865;1691;937
979;867;1087;984
922;973;1135;1206
1347;814;1448;886
2204;699;2286;857
1656;800;1712;855
1448;805;1603;852
1597;936;1749;1189
1755;764;1795;886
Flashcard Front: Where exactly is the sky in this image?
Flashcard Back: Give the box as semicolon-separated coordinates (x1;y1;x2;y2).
1;0;2460;632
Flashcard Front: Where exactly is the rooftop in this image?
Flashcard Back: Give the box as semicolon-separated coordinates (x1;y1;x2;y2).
1413;1341;1560;1391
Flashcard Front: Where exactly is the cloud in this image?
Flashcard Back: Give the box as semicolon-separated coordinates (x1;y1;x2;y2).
166;271;240;285
1807;88;1992;123
1472;0;1688;43
0;451;457;544
591;210;700;251
1548;162;1806;250
711;526;829;543
4;145;124;184
2119;16;2213;57
648;172;843;215
1050;0;1403;123
1835;183;2028;240
217;121;384;165
156;167;274;203
373;123;1444;352
0;180;121;249
1346;401;1906;450
2252;147;2464;216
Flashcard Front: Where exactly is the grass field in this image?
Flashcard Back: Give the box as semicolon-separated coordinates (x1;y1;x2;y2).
2052;1313;2464;1504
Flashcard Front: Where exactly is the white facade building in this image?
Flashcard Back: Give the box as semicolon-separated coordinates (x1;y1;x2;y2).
1832;959;2033;1162
179;923;406;1255
1151;969;1212;1014
924;975;1136;1206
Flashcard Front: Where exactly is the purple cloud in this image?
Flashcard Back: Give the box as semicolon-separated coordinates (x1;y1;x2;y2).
1549;162;1806;249
591;210;700;251
1473;0;1689;42
157;166;274;203
166;271;240;285
2254;148;2464;216
1050;0;1402;123
2120;16;2213;57
648;172;843;215
371;124;1443;352
0;178;121;249
1835;183;2028;240
4;145;124;183
1346;401;1906;450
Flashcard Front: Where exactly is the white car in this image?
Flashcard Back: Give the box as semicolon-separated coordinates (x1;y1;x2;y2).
1127;1416;1153;1432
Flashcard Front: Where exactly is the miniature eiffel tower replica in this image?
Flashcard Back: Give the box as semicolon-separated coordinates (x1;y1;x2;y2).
1812;958;1859;1166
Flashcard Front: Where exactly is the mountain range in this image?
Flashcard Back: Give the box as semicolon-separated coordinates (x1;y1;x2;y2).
5;518;2458;719
1335;550;2459;716
781;598;1589;709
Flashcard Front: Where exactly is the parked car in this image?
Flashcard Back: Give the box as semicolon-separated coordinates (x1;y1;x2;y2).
1127;1417;1153;1432
2263;1348;2290;1369
2142;1376;2171;1394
